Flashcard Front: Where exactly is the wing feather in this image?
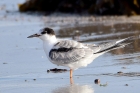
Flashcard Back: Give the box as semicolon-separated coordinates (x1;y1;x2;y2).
55;40;85;48
49;40;93;64
93;36;133;54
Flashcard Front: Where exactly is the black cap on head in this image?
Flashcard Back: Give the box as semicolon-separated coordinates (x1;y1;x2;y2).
41;27;55;35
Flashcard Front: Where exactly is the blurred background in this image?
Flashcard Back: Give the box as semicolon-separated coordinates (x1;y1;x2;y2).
19;0;140;16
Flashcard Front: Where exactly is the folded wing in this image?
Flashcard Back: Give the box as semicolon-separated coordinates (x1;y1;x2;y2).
94;36;133;54
49;40;93;64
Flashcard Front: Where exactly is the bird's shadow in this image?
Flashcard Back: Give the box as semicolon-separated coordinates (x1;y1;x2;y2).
47;68;68;73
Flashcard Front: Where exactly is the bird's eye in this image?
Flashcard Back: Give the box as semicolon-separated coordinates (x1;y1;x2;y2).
41;31;47;34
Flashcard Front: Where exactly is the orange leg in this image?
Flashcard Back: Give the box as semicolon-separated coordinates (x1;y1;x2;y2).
70;69;73;78
70;69;73;84
70;76;74;84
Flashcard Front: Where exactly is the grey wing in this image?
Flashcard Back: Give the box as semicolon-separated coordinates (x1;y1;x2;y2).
55;40;101;53
54;40;85;48
93;36;133;54
85;44;101;53
49;40;93;64
49;48;91;63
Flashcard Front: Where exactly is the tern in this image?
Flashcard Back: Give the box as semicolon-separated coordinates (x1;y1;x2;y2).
27;27;132;78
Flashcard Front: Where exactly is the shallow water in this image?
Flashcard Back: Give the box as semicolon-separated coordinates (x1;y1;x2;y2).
1;0;140;93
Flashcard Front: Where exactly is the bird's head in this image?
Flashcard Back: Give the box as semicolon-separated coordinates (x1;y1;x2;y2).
27;27;56;41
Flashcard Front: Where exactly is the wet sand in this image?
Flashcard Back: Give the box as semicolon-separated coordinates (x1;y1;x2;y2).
1;0;140;93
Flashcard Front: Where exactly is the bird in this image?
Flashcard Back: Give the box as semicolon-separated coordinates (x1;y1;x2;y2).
27;27;133;78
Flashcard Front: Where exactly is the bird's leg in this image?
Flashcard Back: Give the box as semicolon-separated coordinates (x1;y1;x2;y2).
70;69;73;78
70;69;73;84
70;76;74;84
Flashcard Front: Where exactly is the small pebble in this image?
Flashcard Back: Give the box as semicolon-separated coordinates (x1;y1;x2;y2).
33;79;36;81
94;79;100;84
3;62;7;64
25;80;27;82
125;84;128;86
47;70;50;73
100;82;108;87
122;67;126;69
117;71;123;74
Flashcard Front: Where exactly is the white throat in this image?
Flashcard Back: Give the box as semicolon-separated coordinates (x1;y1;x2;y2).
42;35;57;57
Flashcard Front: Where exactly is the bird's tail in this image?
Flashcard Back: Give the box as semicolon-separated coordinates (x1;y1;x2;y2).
94;36;134;54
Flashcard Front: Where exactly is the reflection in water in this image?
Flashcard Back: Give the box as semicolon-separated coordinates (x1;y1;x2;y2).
52;84;94;93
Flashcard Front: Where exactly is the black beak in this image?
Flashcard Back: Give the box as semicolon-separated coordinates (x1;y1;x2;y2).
27;34;40;38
